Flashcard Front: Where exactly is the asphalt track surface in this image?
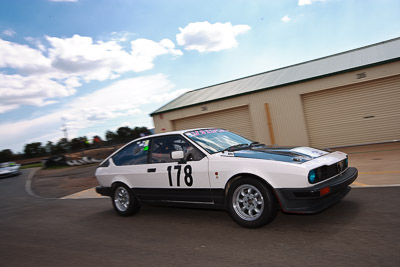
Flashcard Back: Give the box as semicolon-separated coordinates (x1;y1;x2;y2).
0;169;399;266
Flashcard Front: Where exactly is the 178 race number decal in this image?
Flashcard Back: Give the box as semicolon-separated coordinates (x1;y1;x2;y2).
167;165;193;187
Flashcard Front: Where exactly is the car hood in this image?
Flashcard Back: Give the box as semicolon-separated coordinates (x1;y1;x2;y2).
222;146;329;163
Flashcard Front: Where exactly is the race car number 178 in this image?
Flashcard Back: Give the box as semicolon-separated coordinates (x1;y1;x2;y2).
167;165;193;187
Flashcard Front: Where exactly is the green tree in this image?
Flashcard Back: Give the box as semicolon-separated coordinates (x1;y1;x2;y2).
105;130;118;144
116;126;133;143
0;149;14;163
70;137;90;151
54;138;68;154
23;142;46;158
45;141;56;155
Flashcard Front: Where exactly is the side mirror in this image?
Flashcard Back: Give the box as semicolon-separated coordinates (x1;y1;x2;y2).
171;150;184;160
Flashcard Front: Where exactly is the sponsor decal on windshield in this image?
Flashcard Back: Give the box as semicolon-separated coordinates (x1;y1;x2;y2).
186;129;227;137
137;140;150;151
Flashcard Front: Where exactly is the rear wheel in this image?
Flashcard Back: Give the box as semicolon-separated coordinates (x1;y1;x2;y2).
227;178;277;228
112;184;141;216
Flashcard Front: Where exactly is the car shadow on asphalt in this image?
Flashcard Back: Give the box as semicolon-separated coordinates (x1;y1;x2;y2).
85;198;361;232
274;199;361;226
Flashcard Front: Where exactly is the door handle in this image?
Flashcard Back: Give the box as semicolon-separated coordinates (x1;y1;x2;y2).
147;168;156;173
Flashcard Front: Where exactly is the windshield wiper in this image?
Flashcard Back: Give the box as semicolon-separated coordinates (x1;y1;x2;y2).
222;144;248;152
223;142;260;152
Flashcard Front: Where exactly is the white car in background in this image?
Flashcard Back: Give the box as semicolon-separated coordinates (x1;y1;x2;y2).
96;128;358;228
0;162;21;178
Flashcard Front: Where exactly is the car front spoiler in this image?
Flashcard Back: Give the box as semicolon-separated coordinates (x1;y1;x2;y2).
275;167;358;214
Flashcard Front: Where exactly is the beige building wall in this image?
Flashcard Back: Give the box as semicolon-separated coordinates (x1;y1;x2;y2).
152;61;400;147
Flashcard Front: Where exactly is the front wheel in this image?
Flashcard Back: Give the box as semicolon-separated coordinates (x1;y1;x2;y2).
227;178;277;228
112;184;141;216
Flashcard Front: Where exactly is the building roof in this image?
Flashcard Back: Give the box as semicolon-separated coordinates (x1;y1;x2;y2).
151;37;400;115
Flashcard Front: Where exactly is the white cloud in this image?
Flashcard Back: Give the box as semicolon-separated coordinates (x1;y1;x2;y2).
176;21;251;53
0;34;183;113
2;28;16;37
46;35;127;81
298;0;325;6
64;74;189;128
110;31;136;43
64;73;188;123
0;73;75;112
0;74;189;152
0;112;67;152
281;15;291;22
130;38;183;72
46;35;182;78
0;104;19;114
0;39;51;73
25;37;46;51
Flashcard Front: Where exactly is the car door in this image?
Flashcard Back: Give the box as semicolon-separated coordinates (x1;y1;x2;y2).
135;134;212;204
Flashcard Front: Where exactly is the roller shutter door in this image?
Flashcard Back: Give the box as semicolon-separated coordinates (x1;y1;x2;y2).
172;105;255;140
302;75;400;148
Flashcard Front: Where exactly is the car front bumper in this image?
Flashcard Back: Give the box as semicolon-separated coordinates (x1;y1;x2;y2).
275;167;358;214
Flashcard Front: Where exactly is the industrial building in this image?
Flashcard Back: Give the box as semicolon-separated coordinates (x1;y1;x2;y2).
151;38;400;148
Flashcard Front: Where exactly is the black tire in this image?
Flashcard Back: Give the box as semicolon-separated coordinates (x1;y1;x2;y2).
111;183;141;216
227;178;277;228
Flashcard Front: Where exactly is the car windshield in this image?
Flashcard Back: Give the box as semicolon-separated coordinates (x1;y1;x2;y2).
184;129;253;154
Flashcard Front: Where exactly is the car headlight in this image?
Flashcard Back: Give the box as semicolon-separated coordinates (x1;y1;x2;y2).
308;168;322;184
308;170;317;184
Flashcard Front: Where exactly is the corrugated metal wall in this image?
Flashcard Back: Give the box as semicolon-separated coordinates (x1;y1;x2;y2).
172;105;256;140
302;75;400;148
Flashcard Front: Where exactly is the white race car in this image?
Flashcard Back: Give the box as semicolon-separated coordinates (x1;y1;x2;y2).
96;128;358;228
0;162;21;178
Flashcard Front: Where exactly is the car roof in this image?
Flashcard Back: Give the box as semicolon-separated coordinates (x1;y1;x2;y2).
137;128;221;140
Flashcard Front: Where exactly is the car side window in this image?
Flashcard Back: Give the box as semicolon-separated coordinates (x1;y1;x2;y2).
112;140;149;166
151;135;205;164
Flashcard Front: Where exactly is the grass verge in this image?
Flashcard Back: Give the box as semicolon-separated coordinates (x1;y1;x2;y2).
20;163;42;169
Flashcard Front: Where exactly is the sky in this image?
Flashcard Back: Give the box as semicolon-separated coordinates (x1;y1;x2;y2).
0;0;399;153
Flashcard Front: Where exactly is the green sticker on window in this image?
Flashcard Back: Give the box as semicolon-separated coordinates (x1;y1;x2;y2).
144;146;149;151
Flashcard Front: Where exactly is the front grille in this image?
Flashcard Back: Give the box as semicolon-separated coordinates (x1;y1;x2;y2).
312;158;348;184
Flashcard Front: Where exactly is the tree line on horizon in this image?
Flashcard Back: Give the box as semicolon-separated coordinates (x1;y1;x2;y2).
0;126;152;163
